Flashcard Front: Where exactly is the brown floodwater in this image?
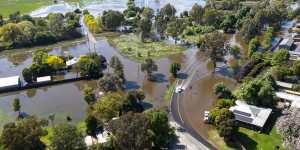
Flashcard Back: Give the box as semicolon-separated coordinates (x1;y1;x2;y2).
0;35;197;126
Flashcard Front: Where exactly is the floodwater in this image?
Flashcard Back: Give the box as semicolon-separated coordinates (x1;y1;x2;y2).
0;0;239;129
31;0;206;17
0;34;198;126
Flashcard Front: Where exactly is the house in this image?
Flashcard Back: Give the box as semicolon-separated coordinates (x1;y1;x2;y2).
278;38;293;50
84;130;109;146
229;100;272;130
0;76;21;91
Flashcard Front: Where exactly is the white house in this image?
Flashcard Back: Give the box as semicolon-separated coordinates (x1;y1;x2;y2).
229;100;272;129
36;76;52;83
275;91;300;109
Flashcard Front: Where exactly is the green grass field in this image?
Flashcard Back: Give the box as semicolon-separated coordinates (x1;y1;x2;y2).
0;0;52;17
108;34;186;61
208;126;284;150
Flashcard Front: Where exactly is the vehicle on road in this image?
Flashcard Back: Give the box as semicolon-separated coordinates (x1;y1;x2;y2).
175;86;184;93
204;111;210;123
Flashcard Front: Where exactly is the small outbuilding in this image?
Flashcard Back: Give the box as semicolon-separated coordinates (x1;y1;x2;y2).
0;76;21;90
66;57;79;68
36;76;52;84
278;38;293;50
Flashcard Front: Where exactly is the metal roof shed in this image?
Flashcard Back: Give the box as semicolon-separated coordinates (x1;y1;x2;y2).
0;76;21;89
36;76;52;83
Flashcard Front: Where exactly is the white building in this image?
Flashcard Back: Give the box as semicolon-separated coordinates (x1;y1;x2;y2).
36;76;52;83
275;91;300;109
278;38;293;50
229;100;272;129
85;130;109;146
66;57;79;67
0;76;21;90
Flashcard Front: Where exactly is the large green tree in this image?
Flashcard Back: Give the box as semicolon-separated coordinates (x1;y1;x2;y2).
49;123;86;150
101;10;124;31
0;116;48;150
141;58;158;81
189;3;204;24
108;112;152;150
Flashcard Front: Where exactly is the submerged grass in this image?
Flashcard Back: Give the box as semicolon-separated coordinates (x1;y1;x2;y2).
164;82;176;102
108;34;186;61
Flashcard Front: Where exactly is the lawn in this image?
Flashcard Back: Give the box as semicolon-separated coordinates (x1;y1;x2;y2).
0;0;52;17
238;127;284;150
164;82;176;102
208;126;284;150
108;34;186;61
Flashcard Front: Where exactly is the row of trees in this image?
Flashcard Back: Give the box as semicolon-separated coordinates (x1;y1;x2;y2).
0;12;82;50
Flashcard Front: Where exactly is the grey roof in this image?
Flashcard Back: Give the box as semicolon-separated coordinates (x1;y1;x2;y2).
229;100;272;128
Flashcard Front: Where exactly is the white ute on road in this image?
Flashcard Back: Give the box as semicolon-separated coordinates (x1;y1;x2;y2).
175;86;184;93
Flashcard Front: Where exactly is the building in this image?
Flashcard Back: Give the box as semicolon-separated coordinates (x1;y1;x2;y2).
275;91;300;109
278;38;293;50
229;100;272;130
66;57;79;68
84;130;109;146
36;76;52;84
0;76;21;91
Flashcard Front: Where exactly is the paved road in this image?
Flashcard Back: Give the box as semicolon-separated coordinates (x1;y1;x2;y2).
170;60;218;150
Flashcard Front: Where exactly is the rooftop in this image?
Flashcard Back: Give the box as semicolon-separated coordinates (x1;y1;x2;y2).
229;100;272;128
66;57;79;67
275;91;300;108
36;76;51;83
0;76;20;88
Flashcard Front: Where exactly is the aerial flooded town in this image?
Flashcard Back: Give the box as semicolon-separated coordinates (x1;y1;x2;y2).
0;0;299;150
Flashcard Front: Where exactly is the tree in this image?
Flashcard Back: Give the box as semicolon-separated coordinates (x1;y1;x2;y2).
248;37;260;57
190;3;204;24
276;108;300;150
240;18;260;42
145;109;175;149
83;86;96;105
215;99;235;109
235;73;276;107
218;119;238;142
203;9;223;28
123;89;145;113
49;123;87;150
0;14;4;26
0;23;22;45
33;49;48;65
108;113;152;150
101;10;124;31
208;108;234;126
48;113;56;127
85;114;101;138
94;92;125;121
0;116;48;150
155;14;168;39
139;18;152;42
109;56;125;82
46;55;65;71
292;60;300;77
47;13;65;37
77;53;106;78
221;14;237;33
12;98;21;117
165;18;186;44
271;49;290;66
141;7;154;20
161;3;176;17
199;31;225;72
170;62;181;77
214;82;234;99
141;58;158;81
98;74;124;92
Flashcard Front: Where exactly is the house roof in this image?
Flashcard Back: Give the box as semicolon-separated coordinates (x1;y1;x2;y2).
66;57;79;67
229;100;272;128
275;91;300;108
0;76;20;88
276;81;293;89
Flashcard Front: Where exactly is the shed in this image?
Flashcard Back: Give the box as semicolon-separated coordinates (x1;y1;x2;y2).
66;57;79;67
278;38;293;50
36;76;52;83
0;76;21;90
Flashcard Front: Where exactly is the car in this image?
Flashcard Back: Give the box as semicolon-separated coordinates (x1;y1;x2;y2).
204;111;210;123
175;86;183;93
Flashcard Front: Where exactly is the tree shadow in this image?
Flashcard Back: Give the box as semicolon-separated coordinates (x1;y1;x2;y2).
261;109;282;134
236;132;258;150
124;81;140;90
176;73;188;80
141;101;153;110
152;73;168;83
